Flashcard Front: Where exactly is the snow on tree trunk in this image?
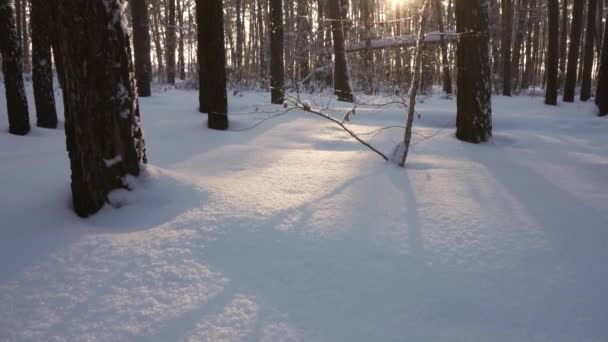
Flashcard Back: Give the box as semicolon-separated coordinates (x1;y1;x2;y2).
31;0;58;128
545;0;559;105
52;0;147;217
455;0;492;143
580;0;597;102
196;0;228;129
596;10;608;116
269;0;285;104
131;0;153;97
563;0;584;102
329;0;354;102
0;0;30;136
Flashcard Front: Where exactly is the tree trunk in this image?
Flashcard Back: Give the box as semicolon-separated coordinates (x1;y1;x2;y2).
166;0;176;84
52;0;147;217
502;0;513;96
580;0;597;101
269;0;284;104
151;2;164;81
329;0;354;102
21;0;30;73
433;0;452;94
197;0;228;129
512;0;529;90
455;0;492;143
559;0;568;84
596;9;608;115
236;0;244;80
177;0;186;80
563;0;585;102
31;0;58;128
257;0;267;82
131;0;153;97
545;0;559;105
0;0;30;135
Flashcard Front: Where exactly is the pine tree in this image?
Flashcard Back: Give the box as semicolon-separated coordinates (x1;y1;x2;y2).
455;0;492;143
51;0;147;217
545;0;559;105
580;0;597;101
0;0;30;135
563;0;585;102
197;0;229;129
329;0;354;102
269;0;285;104
131;0;153;97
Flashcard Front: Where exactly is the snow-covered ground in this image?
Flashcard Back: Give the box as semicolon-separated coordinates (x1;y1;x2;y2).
1;84;607;341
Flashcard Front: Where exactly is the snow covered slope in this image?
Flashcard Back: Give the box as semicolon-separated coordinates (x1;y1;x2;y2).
1;86;607;341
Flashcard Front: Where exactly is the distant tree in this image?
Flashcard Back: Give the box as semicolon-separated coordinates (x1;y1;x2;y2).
558;0;568;84
545;0;559;105
31;0;58;128
502;0;513;96
596;10;608;116
269;0;285;104
580;0;597;101
197;0;229;129
131;0;153;97
0;0;30;135
166;0;176;85
433;0;452;94
563;0;585;102
52;0;147;217
329;0;354;102
455;0;492;143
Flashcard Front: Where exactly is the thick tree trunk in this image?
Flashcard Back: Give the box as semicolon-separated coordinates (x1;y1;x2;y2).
329;0;354;102
545;0;559;105
502;0;513;96
269;0;284;104
52;0;147;217
563;0;585;102
31;0;58;128
0;0;30;135
131;0;153;97
21;0;30;73
455;0;492;143
433;0;452;94
166;0;176;85
580;0;597;101
596;10;608;116
197;0;228;129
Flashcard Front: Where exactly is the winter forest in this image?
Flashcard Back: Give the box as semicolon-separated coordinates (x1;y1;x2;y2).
1;0;607;340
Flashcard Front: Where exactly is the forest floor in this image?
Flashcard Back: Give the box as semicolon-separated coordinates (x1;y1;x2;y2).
1;85;607;341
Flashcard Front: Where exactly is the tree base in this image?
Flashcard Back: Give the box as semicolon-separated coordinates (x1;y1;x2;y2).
208;114;228;130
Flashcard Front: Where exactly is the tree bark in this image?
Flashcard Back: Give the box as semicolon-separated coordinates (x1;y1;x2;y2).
31;0;58;128
166;0;176;84
563;0;585;102
580;0;597;101
131;0;153;97
52;0;147;217
269;0;284;104
545;0;559;105
455;0;492;143
197;0;228;129
596;9;608;116
502;0;513;96
329;0;354;102
0;0;30;135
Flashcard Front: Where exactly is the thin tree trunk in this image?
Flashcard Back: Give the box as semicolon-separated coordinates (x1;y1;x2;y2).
0;0;30;135
455;0;492;143
545;0;560;105
559;0;569;85
269;0;284;103
177;0;186;80
502;0;513;95
31;0;58;128
131;0;153;96
563;0;585;102
329;0;354;102
166;0;176;84
433;0;452;94
581;0;598;101
52;0;147;217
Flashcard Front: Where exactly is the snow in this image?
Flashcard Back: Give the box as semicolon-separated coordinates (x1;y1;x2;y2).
1;83;608;341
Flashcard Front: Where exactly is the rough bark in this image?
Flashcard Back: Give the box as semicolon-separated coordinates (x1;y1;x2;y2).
269;0;284;104
31;0;58;128
329;0;354;102
455;0;492;143
581;0;597;101
131;0;153;97
545;0;559;105
502;0;513;96
0;0;30;135
197;0;228;129
51;0;147;217
563;0;585;102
